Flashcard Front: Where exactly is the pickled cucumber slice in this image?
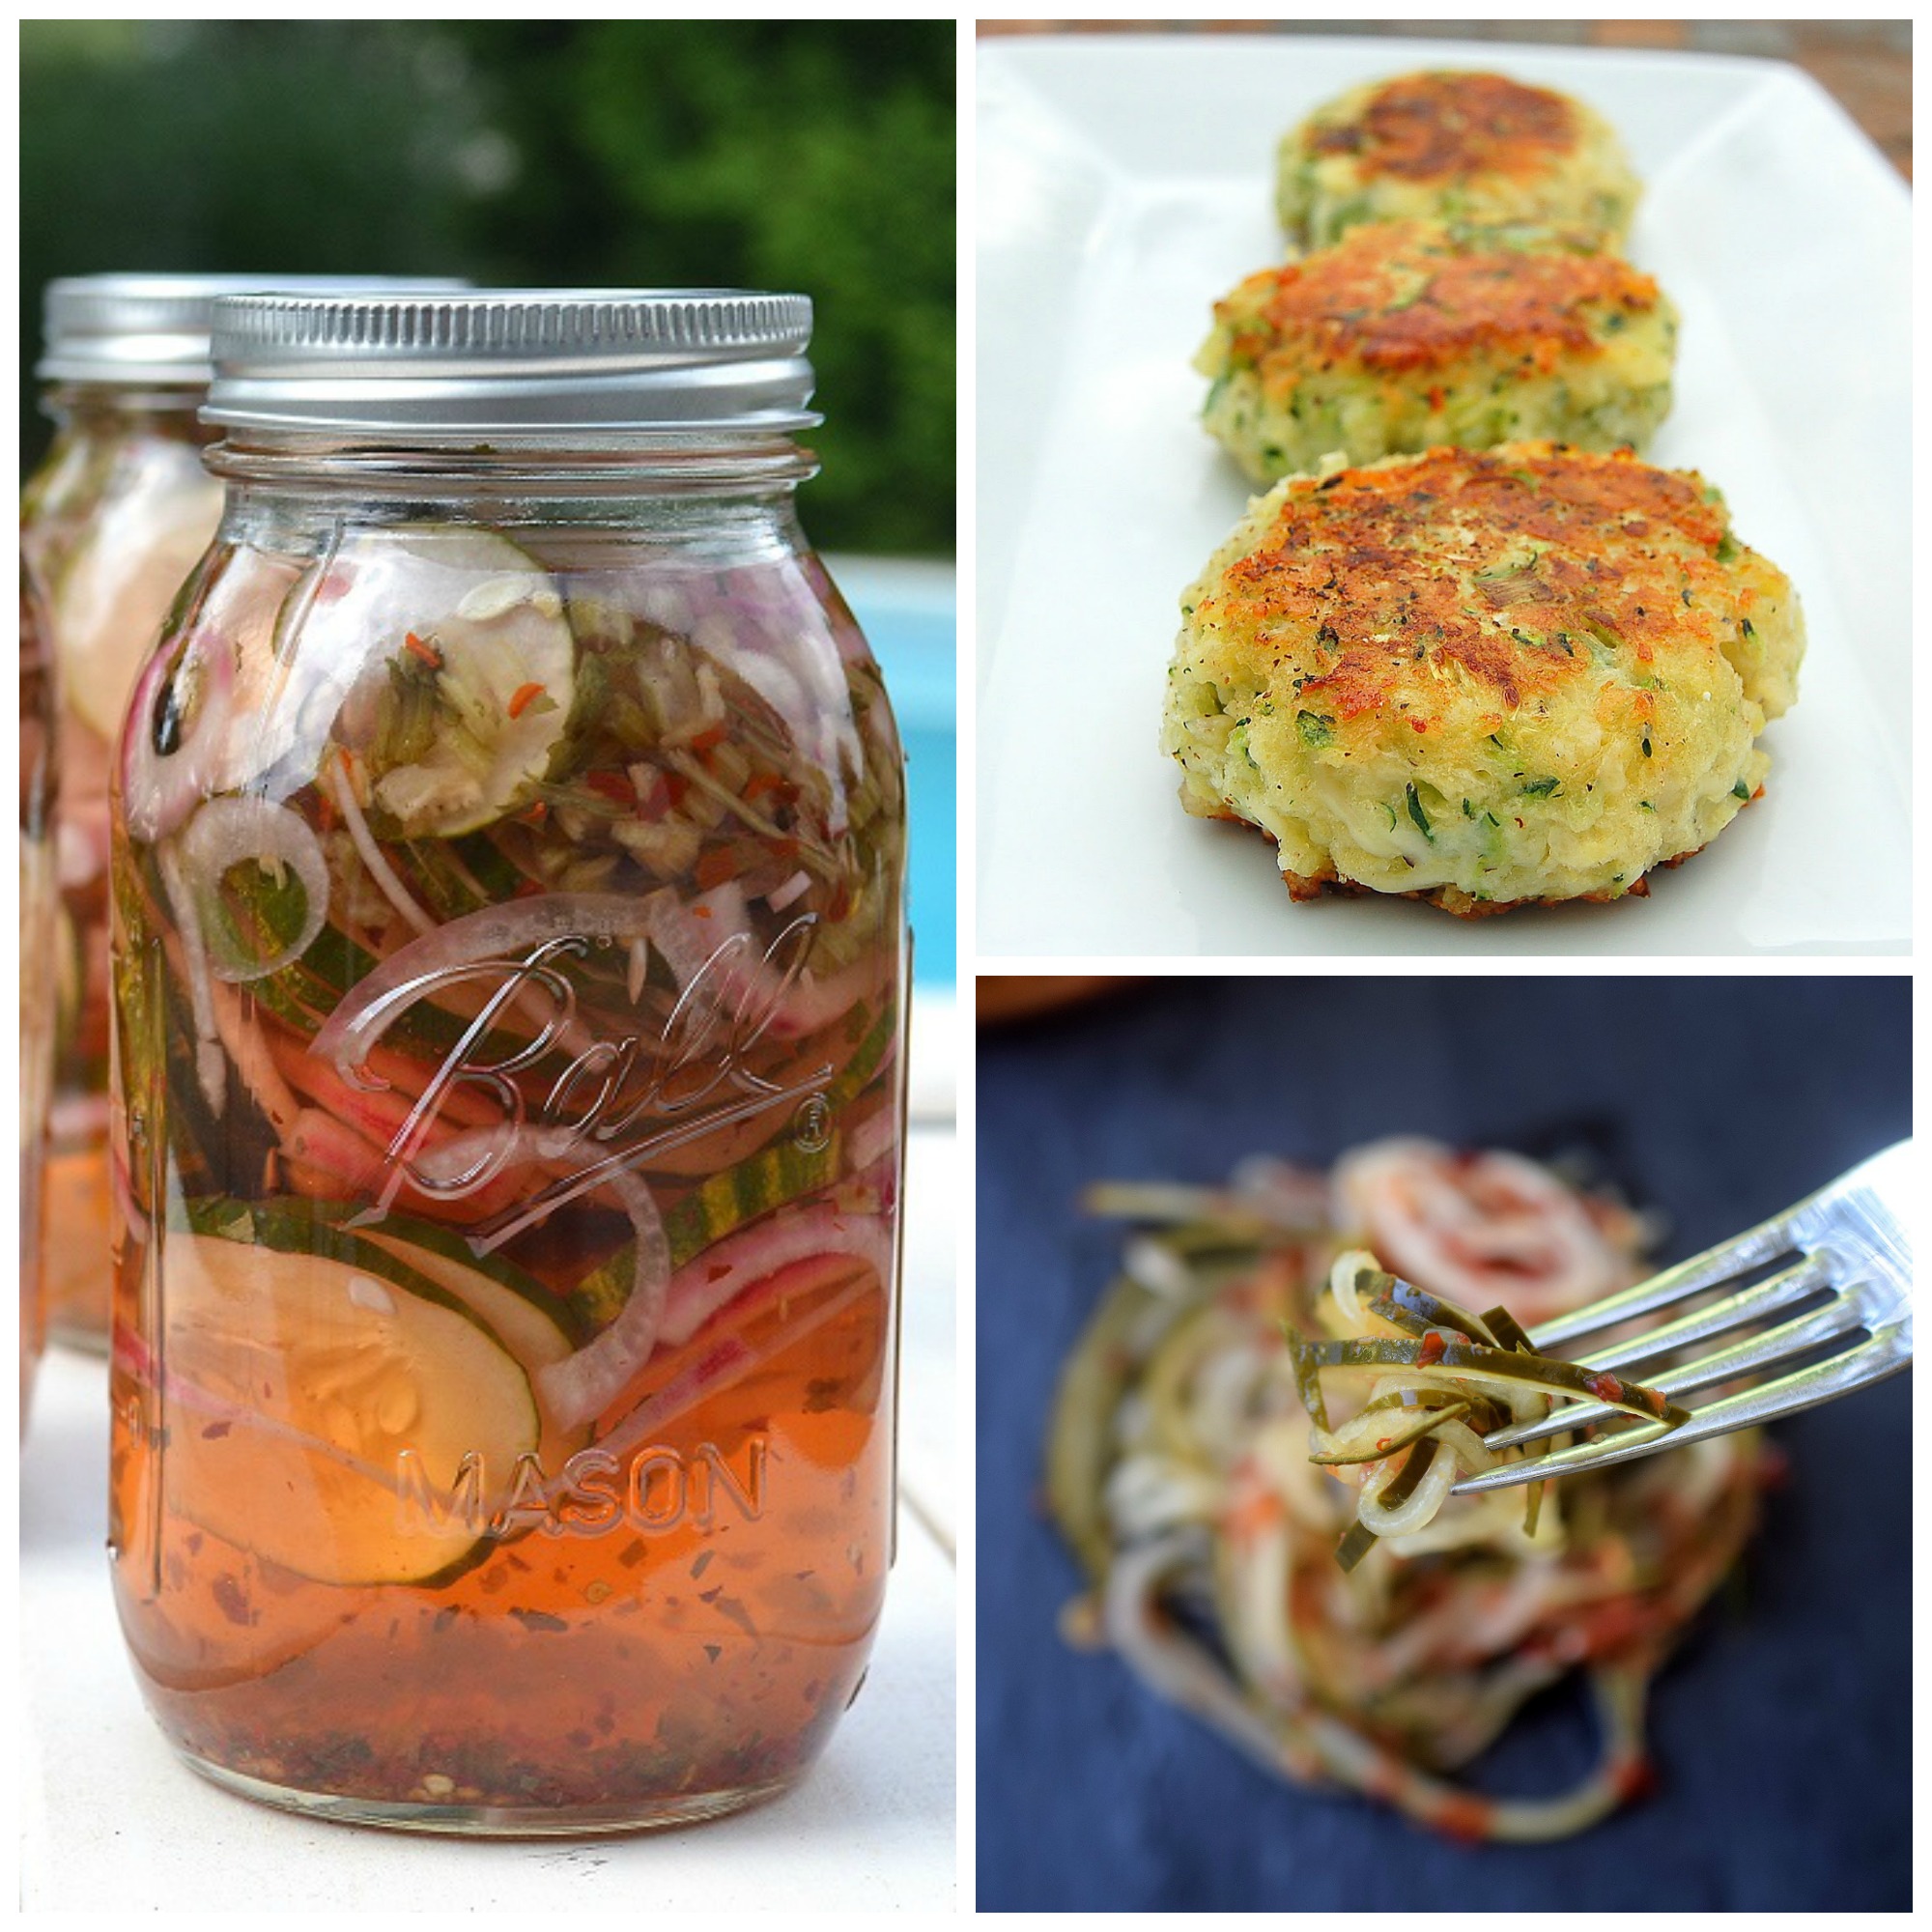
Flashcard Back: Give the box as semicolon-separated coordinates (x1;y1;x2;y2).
355;1225;592;1469
159;1228;540;1585
277;526;576;837
189;1196;590;1462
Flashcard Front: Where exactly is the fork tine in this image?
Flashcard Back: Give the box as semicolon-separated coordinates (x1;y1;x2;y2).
1479;1279;1875;1454
1569;1251;1833;1377
1524;1208;1801;1354
1452;1319;1910;1495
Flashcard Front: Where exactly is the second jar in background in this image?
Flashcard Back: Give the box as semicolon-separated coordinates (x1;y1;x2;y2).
20;274;467;1349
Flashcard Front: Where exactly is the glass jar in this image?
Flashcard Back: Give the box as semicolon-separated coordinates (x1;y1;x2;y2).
107;291;909;1833
24;275;467;1350
21;561;58;1428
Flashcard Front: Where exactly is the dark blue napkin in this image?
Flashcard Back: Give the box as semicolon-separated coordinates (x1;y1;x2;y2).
976;976;1910;1912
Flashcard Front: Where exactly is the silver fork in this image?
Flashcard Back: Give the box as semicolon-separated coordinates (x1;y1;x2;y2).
1450;1139;1913;1496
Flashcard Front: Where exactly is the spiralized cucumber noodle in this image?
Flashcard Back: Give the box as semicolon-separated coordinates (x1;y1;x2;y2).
1048;1138;1769;1843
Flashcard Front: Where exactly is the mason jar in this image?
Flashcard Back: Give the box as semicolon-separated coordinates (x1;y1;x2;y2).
21;561;57;1428
23;274;466;1350
107;290;909;1833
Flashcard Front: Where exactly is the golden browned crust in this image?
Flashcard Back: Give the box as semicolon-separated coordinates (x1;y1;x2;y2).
1309;71;1577;185
1215;221;1661;380
1214;442;1733;724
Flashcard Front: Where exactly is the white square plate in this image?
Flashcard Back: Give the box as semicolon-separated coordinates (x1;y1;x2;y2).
977;35;1910;957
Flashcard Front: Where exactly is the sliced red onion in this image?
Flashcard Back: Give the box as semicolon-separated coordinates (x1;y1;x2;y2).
659;1200;892;1350
534;1160;671;1431
178;796;330;982
594;1265;875;1461
354;1111;674;1435
1333;1137;1630;1327
650;882;874;1042
121;634;235;845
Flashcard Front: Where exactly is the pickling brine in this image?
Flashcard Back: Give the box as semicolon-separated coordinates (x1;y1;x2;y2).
107;290;909;1833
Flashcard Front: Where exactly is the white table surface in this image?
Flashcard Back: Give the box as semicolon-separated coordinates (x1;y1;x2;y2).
19;1099;958;1912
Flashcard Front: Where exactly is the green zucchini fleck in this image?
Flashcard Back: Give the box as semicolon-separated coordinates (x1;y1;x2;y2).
1405;783;1433;840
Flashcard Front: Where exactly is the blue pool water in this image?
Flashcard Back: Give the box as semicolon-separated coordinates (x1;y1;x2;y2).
824;556;956;986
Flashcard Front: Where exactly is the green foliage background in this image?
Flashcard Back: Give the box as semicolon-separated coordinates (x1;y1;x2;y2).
20;19;955;555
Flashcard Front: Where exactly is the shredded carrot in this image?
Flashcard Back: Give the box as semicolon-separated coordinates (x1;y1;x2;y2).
689;723;727;754
508;681;545;720
404;631;441;668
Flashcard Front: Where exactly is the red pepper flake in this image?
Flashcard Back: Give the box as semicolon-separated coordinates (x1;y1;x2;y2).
743;769;781;801
1433;1791;1494;1843
691;903;713;920
1612;1755;1660;1804
1417;1330;1447;1368
1584;1372;1625;1405
525;799;548;824
662;772;691;809
1411;719;1428;733
404;631;442;668
508;681;545;720
1427;385;1447;412
689;723;727;754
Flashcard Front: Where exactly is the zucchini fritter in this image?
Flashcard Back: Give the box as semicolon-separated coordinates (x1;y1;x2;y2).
1162;442;1804;916
1278;71;1640;247
1199;219;1675;481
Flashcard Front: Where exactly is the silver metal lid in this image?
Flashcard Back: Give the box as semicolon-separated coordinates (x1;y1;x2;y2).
204;290;820;440
38;275;470;387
